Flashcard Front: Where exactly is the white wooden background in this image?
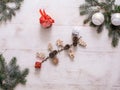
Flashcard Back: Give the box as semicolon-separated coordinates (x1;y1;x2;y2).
0;0;120;90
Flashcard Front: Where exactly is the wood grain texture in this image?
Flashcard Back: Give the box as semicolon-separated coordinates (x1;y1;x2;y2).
0;0;120;90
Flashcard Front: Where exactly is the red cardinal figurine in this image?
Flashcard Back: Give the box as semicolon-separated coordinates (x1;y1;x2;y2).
39;9;54;28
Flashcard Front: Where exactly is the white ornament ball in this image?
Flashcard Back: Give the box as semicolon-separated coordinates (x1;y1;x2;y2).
92;12;104;25
111;13;120;26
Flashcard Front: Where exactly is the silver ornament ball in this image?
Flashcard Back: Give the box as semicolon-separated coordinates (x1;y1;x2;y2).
111;13;120;26
92;12;105;25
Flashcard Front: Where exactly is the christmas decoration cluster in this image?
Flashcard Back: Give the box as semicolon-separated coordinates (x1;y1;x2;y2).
80;0;120;47
34;29;87;69
1;0;120;89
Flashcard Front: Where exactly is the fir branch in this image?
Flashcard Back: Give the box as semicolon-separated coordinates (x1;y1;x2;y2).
109;24;120;47
112;32;119;47
89;21;97;27
113;5;120;13
80;10;89;15
19;69;29;84
108;29;113;37
118;30;120;37
83;11;95;24
85;0;99;6
0;0;23;23
104;12;111;29
79;3;91;10
97;23;104;33
80;0;120;47
83;18;90;24
105;0;115;2
0;54;29;90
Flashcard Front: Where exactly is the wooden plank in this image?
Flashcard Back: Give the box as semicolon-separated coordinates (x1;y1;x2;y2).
0;0;120;90
2;49;120;90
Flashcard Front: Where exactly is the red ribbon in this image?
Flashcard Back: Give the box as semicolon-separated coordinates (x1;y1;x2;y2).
39;9;54;28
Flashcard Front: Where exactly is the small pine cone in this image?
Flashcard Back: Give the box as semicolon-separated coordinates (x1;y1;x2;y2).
79;39;87;47
49;52;55;58
73;42;78;47
48;43;53;51
52;57;59;65
73;36;79;42
49;50;58;58
64;44;71;50
52;50;58;55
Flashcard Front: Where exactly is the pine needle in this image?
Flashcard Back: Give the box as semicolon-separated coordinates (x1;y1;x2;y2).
0;0;23;23
79;0;120;47
0;54;29;90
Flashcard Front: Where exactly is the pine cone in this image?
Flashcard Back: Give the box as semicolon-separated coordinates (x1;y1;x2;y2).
49;50;58;58
64;44;70;50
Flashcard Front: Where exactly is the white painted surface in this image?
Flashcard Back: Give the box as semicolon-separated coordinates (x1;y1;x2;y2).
0;0;120;90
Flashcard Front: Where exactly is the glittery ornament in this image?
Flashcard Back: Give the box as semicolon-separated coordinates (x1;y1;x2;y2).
68;49;75;59
79;38;87;47
48;43;53;51
56;39;64;47
36;52;45;60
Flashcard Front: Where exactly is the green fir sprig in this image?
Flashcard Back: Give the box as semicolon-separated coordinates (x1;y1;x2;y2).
0;54;29;90
0;0;23;23
79;0;120;47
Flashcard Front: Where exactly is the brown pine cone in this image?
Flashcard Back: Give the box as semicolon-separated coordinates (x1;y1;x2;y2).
64;44;70;50
72;36;79;42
